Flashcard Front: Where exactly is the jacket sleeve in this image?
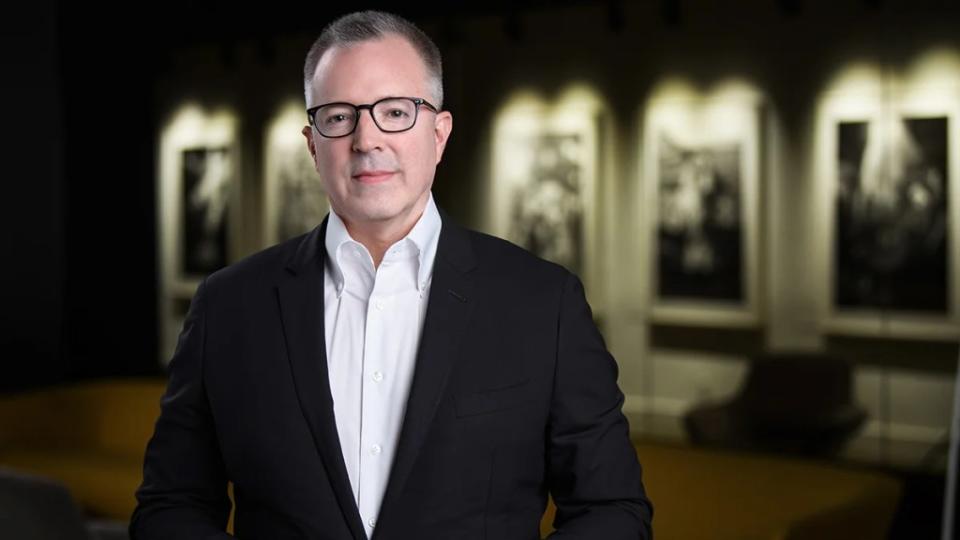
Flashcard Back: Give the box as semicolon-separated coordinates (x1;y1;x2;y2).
545;272;654;539
130;278;234;539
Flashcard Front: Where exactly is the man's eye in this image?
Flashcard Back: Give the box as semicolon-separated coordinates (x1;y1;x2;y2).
387;109;409;118
324;114;348;125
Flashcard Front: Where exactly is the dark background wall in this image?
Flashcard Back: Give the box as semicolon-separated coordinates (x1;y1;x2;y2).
3;0;959;392
3;2;67;390
4;2;163;390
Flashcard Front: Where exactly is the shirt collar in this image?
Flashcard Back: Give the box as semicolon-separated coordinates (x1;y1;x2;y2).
324;192;442;295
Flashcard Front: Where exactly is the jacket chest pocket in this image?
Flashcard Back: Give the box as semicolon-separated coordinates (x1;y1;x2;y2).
454;378;532;418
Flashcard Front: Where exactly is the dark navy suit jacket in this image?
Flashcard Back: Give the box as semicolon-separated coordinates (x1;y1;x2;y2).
131;209;653;539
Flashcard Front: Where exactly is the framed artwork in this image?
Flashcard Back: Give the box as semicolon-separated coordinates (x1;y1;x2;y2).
263;101;328;246
490;89;603;294
816;86;959;340
643;94;762;326
157;105;240;364
835;117;948;313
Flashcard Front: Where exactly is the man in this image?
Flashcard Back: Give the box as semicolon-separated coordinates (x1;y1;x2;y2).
132;10;652;540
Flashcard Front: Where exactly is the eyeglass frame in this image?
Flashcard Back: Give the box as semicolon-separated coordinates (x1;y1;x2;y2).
306;96;440;138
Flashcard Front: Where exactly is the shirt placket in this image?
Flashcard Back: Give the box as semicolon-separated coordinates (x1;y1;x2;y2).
358;261;394;536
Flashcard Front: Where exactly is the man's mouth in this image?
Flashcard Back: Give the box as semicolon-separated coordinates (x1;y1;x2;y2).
352;170;395;184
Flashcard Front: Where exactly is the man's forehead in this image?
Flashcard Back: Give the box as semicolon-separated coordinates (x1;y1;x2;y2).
311;34;426;85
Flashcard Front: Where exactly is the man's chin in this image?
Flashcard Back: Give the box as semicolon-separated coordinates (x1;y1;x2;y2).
334;191;427;229
342;203;404;225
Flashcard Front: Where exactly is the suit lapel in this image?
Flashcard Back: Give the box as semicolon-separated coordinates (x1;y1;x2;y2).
375;212;478;538
276;218;366;540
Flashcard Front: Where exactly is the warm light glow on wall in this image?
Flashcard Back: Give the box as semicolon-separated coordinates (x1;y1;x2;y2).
648;77;762;105
822;61;886;103
266;100;309;150
162;104;238;150
646;77;699;102
901;47;960;95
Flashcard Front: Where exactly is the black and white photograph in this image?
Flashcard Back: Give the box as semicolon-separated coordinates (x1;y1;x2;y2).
644;94;761;326
656;134;743;302
509;133;585;275
835;117;949;313
181;147;232;276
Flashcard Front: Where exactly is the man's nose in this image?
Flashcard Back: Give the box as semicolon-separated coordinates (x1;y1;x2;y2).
351;109;383;152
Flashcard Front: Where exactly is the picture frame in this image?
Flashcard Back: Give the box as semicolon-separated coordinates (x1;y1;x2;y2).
642;92;763;327
815;82;960;340
157;105;241;364
489;88;604;297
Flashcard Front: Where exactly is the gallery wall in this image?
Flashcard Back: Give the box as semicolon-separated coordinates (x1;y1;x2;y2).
149;1;960;468
3;2;175;390
424;1;959;467
8;0;956;468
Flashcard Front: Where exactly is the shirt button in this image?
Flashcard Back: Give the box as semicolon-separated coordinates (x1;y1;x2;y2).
375;301;385;311
371;444;382;455
372;370;383;382
368;517;376;528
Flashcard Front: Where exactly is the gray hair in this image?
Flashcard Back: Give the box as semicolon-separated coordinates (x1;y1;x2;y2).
303;11;444;109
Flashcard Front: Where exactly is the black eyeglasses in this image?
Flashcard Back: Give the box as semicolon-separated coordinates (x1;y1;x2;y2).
307;97;439;138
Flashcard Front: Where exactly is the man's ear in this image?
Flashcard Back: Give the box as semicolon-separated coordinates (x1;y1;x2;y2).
302;126;320;170
433;110;453;164
300;126;320;173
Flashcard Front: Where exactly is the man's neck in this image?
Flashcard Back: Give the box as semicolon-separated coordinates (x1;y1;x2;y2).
339;199;429;268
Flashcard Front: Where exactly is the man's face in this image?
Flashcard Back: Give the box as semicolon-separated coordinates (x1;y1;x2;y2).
303;34;452;230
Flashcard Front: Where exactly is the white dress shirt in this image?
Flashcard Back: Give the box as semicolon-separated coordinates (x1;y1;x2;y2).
322;193;441;539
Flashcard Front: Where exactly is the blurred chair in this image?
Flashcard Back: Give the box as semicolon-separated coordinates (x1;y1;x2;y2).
86;520;131;540
0;466;91;540
684;352;867;457
0;467;128;540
